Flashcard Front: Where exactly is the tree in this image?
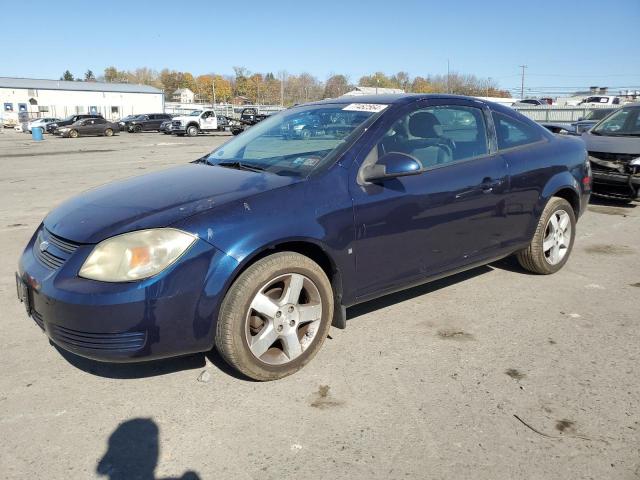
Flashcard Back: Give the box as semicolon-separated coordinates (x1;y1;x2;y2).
358;72;395;89
103;66;128;83
324;74;350;98
84;70;96;82
60;70;74;81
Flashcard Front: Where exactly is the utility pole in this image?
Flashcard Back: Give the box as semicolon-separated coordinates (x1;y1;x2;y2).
212;78;216;109
519;65;527;100
280;72;284;107
447;59;450;94
487;77;492;97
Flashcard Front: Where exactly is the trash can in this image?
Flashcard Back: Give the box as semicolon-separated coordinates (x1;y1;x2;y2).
32;127;43;141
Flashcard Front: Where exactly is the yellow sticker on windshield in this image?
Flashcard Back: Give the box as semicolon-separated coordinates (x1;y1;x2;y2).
342;103;388;113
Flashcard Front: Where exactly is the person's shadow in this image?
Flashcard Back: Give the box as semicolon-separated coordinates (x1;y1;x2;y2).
97;418;201;480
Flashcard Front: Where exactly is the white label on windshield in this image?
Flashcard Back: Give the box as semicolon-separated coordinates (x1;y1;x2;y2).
342;103;388;113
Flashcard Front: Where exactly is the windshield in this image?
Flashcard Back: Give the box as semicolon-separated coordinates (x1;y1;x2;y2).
189;111;202;116
584;109;613;121
591;106;640;137
206;104;383;176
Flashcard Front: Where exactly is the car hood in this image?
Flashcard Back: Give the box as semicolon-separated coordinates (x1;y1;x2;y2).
582;131;640;154
44;164;298;244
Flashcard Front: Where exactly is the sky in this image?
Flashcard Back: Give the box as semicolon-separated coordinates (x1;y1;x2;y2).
3;0;639;97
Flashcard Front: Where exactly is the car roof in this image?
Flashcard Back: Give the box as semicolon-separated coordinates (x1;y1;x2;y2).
304;94;509;111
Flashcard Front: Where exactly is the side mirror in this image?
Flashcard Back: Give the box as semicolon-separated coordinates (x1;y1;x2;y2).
361;152;423;183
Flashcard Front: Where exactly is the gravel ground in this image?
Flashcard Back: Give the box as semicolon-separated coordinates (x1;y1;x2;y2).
0;129;638;480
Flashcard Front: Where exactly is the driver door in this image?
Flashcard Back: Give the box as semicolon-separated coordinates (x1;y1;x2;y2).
349;99;510;299
201;111;218;131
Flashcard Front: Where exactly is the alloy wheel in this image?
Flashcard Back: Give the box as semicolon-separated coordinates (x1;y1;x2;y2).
543;209;571;265
245;273;322;365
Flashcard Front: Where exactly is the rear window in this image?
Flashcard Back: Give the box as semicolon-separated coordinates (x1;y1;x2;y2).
492;111;544;150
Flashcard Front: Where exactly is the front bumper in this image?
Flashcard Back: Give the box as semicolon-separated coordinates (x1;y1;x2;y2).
591;170;640;201
17;227;238;362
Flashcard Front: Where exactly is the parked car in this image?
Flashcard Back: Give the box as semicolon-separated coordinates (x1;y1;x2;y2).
582;102;640;202
573;108;617;134
16;95;590;381
579;95;622;107
512;99;548;107
47;114;104;134
159;119;173;134
171;110;225;136
230;108;271;135
540;108;617;135
117;115;139;131
127;113;173;133
27;117;60;133
55;117;119;138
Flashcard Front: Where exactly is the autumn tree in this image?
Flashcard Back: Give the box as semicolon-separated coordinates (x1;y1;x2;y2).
324;74;350;98
103;66;129;83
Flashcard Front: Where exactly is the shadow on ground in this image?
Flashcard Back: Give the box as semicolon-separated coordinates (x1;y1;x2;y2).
97;418;200;480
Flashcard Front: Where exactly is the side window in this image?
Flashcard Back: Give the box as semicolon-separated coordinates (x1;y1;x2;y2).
95;118;106;124
376;105;488;168
492;111;544;150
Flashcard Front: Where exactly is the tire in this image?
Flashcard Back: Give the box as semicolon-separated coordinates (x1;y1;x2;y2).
215;252;334;381
69;130;79;138
104;128;113;137
517;197;576;274
186;125;199;137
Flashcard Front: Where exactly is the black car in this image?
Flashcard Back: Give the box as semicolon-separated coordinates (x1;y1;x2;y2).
127;114;173;133
47;114;104;134
55;118;120;138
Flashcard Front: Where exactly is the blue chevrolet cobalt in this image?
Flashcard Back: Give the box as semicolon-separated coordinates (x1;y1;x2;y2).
17;95;591;380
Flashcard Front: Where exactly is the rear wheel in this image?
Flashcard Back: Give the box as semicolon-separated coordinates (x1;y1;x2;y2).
215;252;333;381
187;125;199;137
517;197;576;274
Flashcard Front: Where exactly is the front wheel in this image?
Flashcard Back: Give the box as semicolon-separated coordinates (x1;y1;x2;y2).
69;130;79;138
104;128;113;137
517;197;576;274
215;252;334;381
186;125;199;137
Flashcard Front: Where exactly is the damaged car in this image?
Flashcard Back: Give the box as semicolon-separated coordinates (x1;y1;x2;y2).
16;95;590;381
582;103;640;203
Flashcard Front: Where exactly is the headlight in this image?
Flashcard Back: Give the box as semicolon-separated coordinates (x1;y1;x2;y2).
79;228;197;282
293;124;305;131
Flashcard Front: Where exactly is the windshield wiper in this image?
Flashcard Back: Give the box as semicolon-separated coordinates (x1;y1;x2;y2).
217;161;266;173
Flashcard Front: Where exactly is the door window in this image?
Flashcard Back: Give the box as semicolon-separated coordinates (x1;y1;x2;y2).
492;111;544;150
376;105;489;168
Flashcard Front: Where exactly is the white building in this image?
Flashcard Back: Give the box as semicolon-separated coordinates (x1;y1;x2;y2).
342;86;405;96
171;88;195;104
0;77;164;125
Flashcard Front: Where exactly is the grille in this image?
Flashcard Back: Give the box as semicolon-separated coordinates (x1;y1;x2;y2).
33;229;80;270
34;247;65;269
48;324;146;351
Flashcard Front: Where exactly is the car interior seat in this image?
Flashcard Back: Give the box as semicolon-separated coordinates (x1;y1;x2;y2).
406;112;454;167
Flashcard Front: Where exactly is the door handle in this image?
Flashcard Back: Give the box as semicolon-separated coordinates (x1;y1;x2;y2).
480;177;502;193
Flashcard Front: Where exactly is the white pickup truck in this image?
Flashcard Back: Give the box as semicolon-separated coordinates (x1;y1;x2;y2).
170;110;223;137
